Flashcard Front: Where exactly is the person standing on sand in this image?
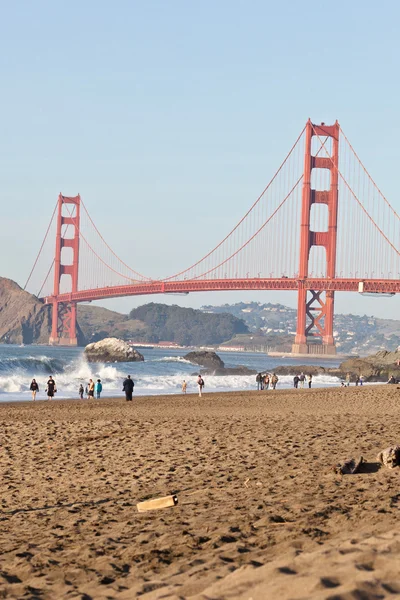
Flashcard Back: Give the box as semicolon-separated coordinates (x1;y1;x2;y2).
360;374;364;386
197;374;205;397
88;379;95;399
256;373;262;391
46;376;56;401
95;379;102;399
182;380;187;394
308;374;313;389
271;373;278;389
264;374;270;390
299;372;306;388
293;374;300;389
123;375;134;401
345;373;351;387
30;378;39;401
78;384;84;399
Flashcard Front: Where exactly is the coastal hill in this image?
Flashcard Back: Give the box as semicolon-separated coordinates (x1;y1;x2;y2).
0;278;248;346
1;276;399;354
203;301;400;355
0;277;52;344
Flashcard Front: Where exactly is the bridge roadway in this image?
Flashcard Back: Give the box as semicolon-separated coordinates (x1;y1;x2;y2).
44;278;400;304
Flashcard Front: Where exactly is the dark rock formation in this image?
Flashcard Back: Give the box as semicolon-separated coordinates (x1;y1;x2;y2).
273;349;400;383
192;365;257;376
339;350;400;382
186;351;257;376
274;365;330;376
84;338;144;363
185;351;225;369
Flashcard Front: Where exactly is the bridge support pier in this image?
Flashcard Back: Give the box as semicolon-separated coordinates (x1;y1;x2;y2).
292;120;339;356
49;194;80;346
49;301;78;346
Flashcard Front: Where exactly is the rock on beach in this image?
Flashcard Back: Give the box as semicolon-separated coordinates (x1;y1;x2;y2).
84;337;144;362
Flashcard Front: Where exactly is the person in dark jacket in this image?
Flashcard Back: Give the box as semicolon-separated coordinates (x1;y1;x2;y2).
123;375;134;401
46;376;56;400
293;375;300;389
30;379;39;401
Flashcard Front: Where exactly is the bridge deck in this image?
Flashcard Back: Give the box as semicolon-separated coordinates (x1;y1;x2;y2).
43;278;400;304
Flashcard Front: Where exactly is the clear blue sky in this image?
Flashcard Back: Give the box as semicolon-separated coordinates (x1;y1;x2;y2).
1;0;400;319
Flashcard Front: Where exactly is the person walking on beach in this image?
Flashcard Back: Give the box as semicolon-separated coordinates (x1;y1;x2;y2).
345;372;351;387
293;374;300;389
30;378;39;401
123;375;134;401
308;374;313;389
78;383;84;399
264;374;270;390
95;379;102;399
197;374;205;397
88;379;95;399
299;372;306;388
360;374;364;386
46;376;56;401
271;373;278;390
182;380;187;394
256;373;263;391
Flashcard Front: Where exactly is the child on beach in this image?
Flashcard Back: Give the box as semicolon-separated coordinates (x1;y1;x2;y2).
30;379;39;401
95;379;102;399
78;384;84;399
182;380;187;394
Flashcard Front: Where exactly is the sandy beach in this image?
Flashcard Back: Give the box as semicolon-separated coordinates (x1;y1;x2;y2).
1;385;400;599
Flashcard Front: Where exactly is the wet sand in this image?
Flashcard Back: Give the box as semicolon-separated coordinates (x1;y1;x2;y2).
1;385;400;599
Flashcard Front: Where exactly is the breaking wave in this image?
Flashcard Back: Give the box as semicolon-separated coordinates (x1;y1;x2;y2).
0;350;342;401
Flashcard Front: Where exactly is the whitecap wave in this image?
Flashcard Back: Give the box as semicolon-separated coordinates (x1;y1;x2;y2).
149;356;197;365
0;351;343;401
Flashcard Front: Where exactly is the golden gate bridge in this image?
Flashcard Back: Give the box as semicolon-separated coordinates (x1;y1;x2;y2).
24;120;400;355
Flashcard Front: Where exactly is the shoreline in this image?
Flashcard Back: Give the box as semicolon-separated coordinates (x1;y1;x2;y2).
0;381;358;405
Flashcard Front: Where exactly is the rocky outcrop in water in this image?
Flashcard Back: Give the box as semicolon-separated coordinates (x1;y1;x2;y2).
84;338;144;363
186;351;256;376
185;351;225;369
274;365;337;377
339;350;400;381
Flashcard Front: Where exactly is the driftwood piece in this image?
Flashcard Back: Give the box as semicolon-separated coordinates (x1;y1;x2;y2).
137;495;178;512
333;456;364;475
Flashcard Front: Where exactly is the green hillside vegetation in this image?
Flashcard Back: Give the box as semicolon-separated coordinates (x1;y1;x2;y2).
129;303;249;346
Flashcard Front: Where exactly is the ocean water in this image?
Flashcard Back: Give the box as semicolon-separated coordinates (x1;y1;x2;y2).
0;345;343;402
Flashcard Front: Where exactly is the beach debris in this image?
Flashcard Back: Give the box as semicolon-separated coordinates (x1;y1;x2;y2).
137;494;178;512
333;456;364;475
244;478;250;488
377;446;400;469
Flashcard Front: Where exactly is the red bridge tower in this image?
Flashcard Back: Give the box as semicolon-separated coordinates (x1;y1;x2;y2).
49;194;80;346
292;120;339;355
